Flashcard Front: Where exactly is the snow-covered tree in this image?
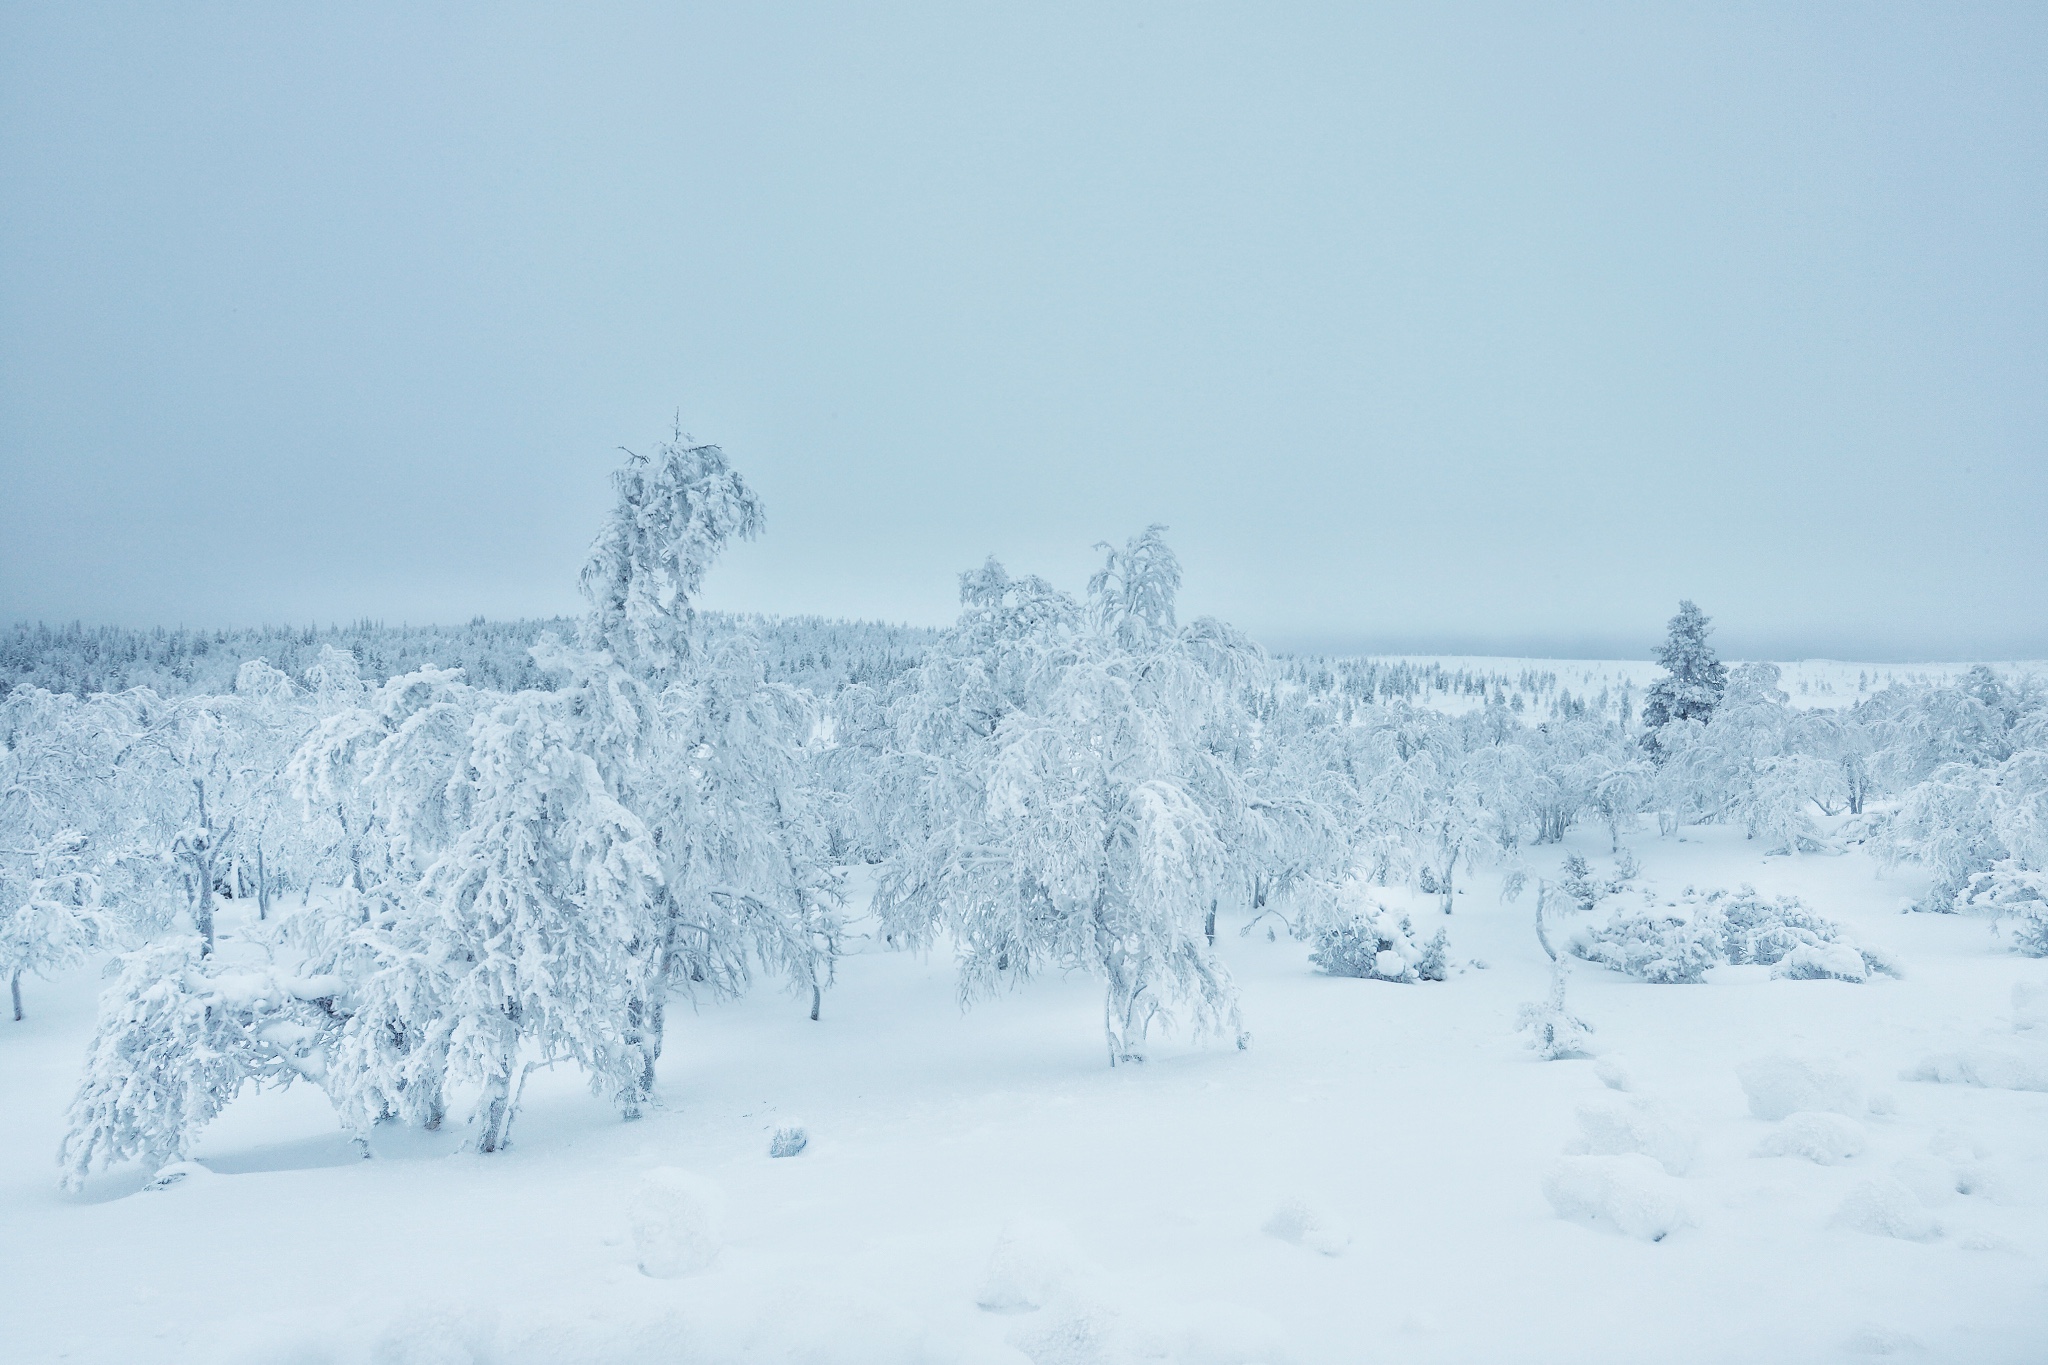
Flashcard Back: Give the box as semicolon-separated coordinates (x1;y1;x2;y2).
1641;600;1727;743
60;937;256;1184
411;690;663;1151
0;829;103;1021
878;529;1251;1064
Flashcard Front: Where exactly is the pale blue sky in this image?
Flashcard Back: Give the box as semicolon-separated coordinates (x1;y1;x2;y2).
3;3;2043;658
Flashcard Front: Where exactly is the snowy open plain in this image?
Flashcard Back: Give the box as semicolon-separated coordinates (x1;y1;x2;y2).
6;812;2046;1364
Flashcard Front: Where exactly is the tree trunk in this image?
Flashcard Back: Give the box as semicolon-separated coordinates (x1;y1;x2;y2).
1205;900;1217;948
809;981;821;1022
620;997;647;1121
477;1066;513;1153
10;970;21;1023
190;779;217;956
255;841;270;922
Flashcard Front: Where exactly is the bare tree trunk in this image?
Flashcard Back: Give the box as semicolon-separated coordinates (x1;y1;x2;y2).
1533;880;1558;962
255;840;271;922
190;779;218;956
1205;900;1217;947
809;981;821;1022
10;970;21;1023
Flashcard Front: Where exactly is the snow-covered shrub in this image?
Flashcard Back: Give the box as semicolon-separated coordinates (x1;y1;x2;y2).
631;1167;723;1277
1831;1179;1940;1241
1541;1154;1695;1242
1308;901;1447;983
1557;855;1600;913
1566;1097;1699;1176
1771;942;1872;982
767;1123;808;1158
1569;908;1721;984
1753;1112;1867;1164
1954;860;2048;955
1517;959;1593;1059
1716;889;1838;965
1738;1054;1865;1120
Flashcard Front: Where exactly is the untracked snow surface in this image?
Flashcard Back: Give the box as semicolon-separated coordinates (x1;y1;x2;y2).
4;826;2047;1363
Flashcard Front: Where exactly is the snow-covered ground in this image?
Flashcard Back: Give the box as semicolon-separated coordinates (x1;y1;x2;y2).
5;822;2046;1364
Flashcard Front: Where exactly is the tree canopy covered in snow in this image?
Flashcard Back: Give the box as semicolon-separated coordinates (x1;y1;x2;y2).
6;432;2043;1184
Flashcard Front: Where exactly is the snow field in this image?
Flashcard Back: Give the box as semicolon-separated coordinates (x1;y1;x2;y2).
3;824;2047;1362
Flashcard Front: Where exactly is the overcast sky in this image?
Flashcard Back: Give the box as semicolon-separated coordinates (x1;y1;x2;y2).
3;4;2043;660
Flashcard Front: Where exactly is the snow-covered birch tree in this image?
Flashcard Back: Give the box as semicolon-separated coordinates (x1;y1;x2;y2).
878;528;1251;1064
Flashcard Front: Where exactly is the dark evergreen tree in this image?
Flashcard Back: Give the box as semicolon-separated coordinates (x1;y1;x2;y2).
1641;600;1727;738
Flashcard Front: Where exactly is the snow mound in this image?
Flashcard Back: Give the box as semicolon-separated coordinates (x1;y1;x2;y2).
630;1167;723;1278
371;1307;497;1365
2014;981;2047;1032
1841;1324;1925;1356
768;1122;808;1158
1831;1179;1941;1242
1770;942;1868;982
1262;1198;1351;1256
1902;1046;2048;1092
1593;1054;1634;1092
1541;1154;1695;1242
978;1217;1086;1313
1129;1303;1295;1365
1737;1054;1865;1120
1007;1297;1120;1365
1566;1097;1699;1176
1752;1112;1866;1165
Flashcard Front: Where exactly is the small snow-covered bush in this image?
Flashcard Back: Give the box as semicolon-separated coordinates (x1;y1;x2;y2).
768;1123;808;1158
1309;904;1447;983
1738;1054;1865;1120
1772;942;1872;982
1716;888;1839;965
1570;885;1895;985
1516;959;1593;1060
1566;1097;1699;1176
1569;909;1721;984
2016;912;2048;958
1541;1154;1695;1242
1753;1112;1867;1165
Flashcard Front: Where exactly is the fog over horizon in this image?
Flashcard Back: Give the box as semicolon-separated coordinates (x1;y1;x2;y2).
4;5;2044;662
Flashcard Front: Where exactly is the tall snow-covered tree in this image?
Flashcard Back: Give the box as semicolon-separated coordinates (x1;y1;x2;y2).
569;428;842;1113
1641;600;1727;740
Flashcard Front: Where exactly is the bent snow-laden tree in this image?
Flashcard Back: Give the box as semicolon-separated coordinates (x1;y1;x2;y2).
878;528;1251;1064
57;427;842;1168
